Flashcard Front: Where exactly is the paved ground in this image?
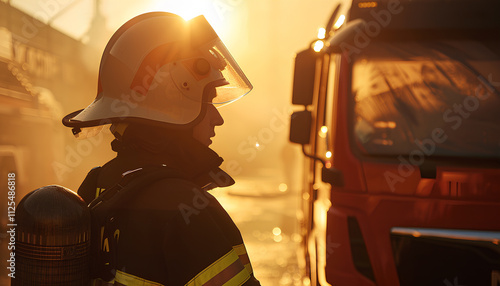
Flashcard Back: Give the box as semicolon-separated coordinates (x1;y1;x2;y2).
212;177;306;286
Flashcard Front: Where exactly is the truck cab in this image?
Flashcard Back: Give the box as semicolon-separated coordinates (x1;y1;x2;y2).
289;0;500;285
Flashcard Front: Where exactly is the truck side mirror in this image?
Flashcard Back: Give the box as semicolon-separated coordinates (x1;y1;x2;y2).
292;49;318;105
289;110;312;145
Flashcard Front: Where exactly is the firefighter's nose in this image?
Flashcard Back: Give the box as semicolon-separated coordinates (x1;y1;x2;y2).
212;106;224;126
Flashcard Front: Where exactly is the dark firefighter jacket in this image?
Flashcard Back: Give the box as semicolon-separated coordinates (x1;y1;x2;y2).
77;130;261;286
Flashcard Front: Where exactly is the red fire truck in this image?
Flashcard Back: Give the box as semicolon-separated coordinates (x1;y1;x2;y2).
289;0;500;285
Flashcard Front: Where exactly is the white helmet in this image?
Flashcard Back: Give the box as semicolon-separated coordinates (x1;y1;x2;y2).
63;12;252;135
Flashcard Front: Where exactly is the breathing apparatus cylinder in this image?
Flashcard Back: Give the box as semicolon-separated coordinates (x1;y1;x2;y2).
13;185;90;286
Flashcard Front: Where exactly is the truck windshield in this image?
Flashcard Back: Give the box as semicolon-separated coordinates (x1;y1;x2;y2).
351;39;500;159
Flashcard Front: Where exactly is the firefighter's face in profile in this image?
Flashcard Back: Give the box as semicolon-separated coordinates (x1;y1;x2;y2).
192;88;224;146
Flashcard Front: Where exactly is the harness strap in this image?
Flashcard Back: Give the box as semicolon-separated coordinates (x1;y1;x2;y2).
88;165;183;282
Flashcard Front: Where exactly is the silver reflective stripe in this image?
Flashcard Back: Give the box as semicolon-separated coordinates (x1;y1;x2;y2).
391;227;500;243
121;167;143;177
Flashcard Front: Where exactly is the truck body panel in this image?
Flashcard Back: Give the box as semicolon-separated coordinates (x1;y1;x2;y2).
290;1;500;285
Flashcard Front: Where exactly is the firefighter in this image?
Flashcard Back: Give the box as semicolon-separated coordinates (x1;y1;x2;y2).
63;12;260;286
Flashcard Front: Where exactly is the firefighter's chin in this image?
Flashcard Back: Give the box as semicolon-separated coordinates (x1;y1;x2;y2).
199;137;213;147
206;133;216;146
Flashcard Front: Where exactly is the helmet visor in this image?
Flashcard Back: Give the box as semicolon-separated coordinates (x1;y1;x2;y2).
189;15;252;105
203;41;252;105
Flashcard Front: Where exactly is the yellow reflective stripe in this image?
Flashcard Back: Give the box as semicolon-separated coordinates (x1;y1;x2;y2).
232;244;253;274
115;270;164;286
95;187;105;199
92;278;114;286
185;249;238;286
223;269;251;286
185;249;245;286
232;244;246;256
206;259;249;286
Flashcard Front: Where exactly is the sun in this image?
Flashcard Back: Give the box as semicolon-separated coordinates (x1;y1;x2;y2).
147;0;212;20
144;0;227;37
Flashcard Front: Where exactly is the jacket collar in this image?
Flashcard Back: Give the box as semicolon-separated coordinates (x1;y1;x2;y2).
112;135;234;190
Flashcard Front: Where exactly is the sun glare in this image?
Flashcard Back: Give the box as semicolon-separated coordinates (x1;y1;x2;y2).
147;0;216;20
145;0;228;37
148;0;198;20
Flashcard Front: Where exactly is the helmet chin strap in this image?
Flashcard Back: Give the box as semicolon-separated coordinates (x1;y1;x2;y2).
72;127;81;136
110;123;129;140
70;125;106;139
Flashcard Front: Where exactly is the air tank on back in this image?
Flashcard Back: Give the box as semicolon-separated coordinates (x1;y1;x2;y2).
13;185;90;285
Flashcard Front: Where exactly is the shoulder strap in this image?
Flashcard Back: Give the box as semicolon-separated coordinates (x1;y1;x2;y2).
88;165;182;281
78;166;103;205
89;165;182;211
